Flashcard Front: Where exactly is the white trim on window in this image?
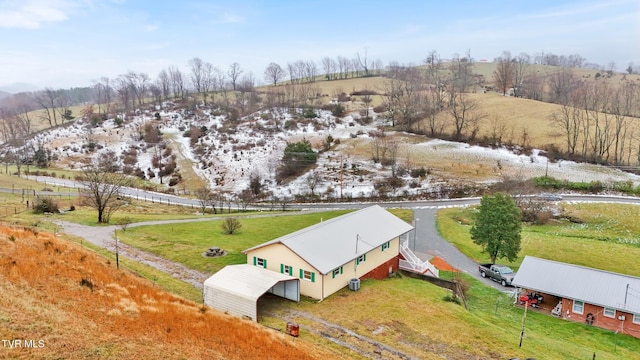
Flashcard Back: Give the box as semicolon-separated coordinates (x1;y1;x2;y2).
572;300;584;314
603;307;616;318
633;313;640;325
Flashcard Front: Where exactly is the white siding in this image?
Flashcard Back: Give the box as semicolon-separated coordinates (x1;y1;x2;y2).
204;283;256;320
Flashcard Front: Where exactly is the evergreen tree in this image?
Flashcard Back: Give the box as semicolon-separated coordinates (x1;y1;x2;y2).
470;193;522;264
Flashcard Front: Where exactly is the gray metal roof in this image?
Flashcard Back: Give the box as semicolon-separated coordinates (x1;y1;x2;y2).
243;205;413;275
512;256;640;314
204;264;297;301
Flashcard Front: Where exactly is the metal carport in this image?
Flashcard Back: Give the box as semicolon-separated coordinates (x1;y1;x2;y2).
203;264;299;321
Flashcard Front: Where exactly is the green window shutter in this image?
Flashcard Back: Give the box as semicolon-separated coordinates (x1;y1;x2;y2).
299;269;303;278
253;256;256;266
340;266;343;274
289;267;292;276
363;254;367;262
280;264;284;273
311;272;315;283
332;270;335;279
263;259;267;268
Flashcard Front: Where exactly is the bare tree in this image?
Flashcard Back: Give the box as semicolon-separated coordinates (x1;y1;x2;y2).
493;52;514;95
305;170;322;196
321;57;337;80
188;57;206;97
168;66;186;100
448;90;484;141
512;53;530;97
115;75;134;112
157;69;171;102
356;49;370;77
194;185;213;214
211;66;225;105
549;67;579;104
125;71;150;108
228;62;243;91
551;102;581;155
92;77;113;116
79;156;133;223
263;62;286;87
35;88;60;127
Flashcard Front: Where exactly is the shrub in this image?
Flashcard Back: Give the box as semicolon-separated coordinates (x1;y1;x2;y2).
331;104;346;117
32;197;59;214
410;167;428;178
221;217;242;235
303;107;316;119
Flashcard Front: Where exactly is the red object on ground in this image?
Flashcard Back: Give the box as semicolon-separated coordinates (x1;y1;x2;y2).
430;256;458;272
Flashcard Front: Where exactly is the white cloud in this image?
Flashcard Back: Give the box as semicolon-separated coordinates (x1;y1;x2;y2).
144;24;159;32
220;13;244;24
0;0;77;29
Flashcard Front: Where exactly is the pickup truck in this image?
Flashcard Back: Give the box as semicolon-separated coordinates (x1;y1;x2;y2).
478;263;515;287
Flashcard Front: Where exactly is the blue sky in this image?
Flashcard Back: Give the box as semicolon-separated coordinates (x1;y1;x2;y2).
0;0;638;91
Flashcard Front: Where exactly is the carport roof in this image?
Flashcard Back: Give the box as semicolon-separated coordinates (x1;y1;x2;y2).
512;256;640;314
203;264;297;301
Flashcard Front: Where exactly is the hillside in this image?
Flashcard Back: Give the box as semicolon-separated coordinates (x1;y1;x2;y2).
0;225;336;359
4;62;640;201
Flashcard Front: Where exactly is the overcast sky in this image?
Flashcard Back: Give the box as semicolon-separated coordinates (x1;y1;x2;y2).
0;0;638;92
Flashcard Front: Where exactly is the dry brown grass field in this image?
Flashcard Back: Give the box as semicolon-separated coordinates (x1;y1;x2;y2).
0;225;341;359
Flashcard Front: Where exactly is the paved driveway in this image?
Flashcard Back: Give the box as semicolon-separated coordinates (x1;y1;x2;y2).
411;208;511;291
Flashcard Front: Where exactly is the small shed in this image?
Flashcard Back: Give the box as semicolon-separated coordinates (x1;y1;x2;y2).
203;264;299;321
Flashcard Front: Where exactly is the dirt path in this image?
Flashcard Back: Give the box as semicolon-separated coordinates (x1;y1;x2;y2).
53;219;211;289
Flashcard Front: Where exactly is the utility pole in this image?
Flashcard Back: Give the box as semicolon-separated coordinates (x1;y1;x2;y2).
115;229;120;270
519;302;528;347
339;154;343;200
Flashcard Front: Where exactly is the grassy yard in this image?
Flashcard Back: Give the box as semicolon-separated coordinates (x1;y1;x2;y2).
117;210;352;274
261;273;640;359
437;203;640;276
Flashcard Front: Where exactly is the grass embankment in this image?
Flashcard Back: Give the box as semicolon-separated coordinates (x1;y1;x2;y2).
0;225;335;359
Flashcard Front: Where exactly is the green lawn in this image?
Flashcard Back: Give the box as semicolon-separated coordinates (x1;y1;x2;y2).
117;210;352;274
437;203;640;276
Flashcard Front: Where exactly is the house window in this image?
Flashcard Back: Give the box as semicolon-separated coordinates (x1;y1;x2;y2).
253;256;267;268
603;307;616;318
572;300;584;314
280;264;293;276
332;266;343;278
381;241;390;251
300;269;315;282
356;254;366;265
633;314;640;325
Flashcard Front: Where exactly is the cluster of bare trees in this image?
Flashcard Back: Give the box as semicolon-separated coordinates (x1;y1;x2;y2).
383;50;484;141
321;53;384;81
551;79;640;165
